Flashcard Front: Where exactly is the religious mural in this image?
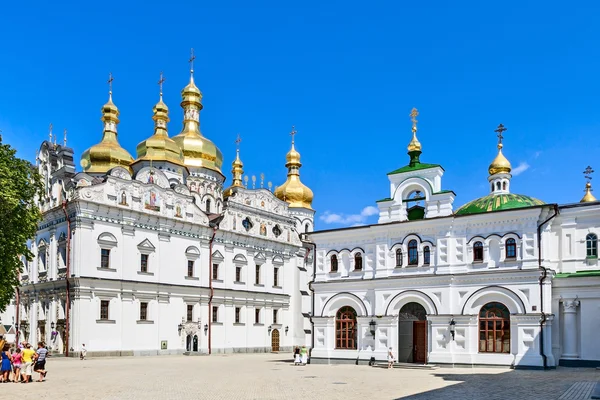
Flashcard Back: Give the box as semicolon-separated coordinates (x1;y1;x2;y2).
260;223;267;236
175;205;183;218
145;191;161;212
119;191;128;205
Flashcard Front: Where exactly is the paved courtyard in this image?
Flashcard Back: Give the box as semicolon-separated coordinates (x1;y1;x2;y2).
2;353;599;400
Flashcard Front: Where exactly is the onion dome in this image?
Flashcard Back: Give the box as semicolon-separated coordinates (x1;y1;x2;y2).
274;127;314;209
80;79;134;174
581;167;597;202
172;61;223;173
134;75;186;167
223;135;245;198
488;143;512;175
455;193;545;215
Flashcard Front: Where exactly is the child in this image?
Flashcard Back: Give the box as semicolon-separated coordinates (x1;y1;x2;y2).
11;348;22;383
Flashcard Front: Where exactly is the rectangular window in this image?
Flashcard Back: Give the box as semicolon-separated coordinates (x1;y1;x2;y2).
100;300;109;320
273;267;279;287
273;309;278;324
187;260;194;277
140;302;148;321
235;266;241;282
187;304;193;322
140;254;149;272
100;249;110;269
235;307;241;323
212;306;218;322
255;308;260;324
212;263;219;280
255;265;261;284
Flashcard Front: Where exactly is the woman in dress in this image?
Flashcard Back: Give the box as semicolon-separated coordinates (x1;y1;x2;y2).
0;343;12;382
300;345;308;366
293;346;301;365
11;348;22;383
387;347;395;369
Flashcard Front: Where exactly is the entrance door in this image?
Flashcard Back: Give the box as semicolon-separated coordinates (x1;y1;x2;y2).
186;335;192;351
193;335;198;352
413;321;427;364
271;329;280;352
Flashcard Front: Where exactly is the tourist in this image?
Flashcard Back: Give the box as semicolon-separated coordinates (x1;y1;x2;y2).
80;343;87;360
33;342;48;382
300;345;308;366
21;343;35;383
387;347;395;369
1;343;11;382
11;348;22;383
293;346;300;365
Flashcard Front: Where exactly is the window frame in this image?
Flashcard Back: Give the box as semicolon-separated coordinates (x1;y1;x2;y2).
479;302;511;354
423;246;431;266
235;307;241;324
395;249;403;267
273;267;279;287
255;308;261;324
330;255;338;272
505;238;517;259
273;309;278;324
212;263;219;280
408;239;418;266
187;260;195;278
212;306;219;323
100;300;110;320
100;248;111;269
186;304;194;322
255;264;261;285
335;306;357;350
586;233;598;258
473;241;484;263
354;253;363;271
235;266;242;283
140;302;148;321
140;253;149;272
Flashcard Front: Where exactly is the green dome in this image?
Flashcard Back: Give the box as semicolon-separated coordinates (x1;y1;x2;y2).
455;193;545;216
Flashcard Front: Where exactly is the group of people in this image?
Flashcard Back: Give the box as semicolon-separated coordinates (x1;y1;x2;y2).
0;338;48;383
293;345;309;366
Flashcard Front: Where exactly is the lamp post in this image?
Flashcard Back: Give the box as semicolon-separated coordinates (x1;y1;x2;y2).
369;319;377;336
51;321;55;330
268;325;272;335
449;319;456;340
178;321;183;334
204;324;208;335
285;326;289;335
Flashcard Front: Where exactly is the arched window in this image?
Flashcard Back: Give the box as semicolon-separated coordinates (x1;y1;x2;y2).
496;182;501;191
206;199;211;214
502;181;507;190
491;183;494;192
354;253;363;271
330;255;338;272
305;223;309;233
395;249;403;267
479;302;510;353
408;240;418;266
473;241;484;262
505;238;517;259
587;233;598;258
423;246;431;266
336;306;357;349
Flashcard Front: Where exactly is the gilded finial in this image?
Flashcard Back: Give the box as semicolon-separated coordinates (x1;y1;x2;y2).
189;48;196;77
63;128;67;147
407;107;422;154
488;124;511;175
581;166;597;203
158;71;166;99
410;108;419;133
48;123;53;143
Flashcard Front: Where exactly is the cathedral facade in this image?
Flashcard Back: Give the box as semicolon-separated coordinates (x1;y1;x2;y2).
15;67;315;356
308;112;600;368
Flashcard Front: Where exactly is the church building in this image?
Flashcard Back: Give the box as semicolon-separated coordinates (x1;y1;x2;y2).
308;109;600;368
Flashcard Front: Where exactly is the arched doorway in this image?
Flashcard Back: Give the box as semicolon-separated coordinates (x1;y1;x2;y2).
193;335;199;352
186;335;192;352
271;329;280;352
398;302;428;364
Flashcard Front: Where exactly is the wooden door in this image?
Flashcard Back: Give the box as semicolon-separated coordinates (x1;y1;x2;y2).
271;329;280;352
413;321;427;364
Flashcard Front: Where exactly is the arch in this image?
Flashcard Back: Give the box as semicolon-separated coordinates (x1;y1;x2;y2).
395;248;403;267
320;292;368;317
478;302;510;353
460;286;527;315
233;254;248;264
354;252;363;270
326;247;365;256
330;254;339;272
192;335;199;352
586;233;598;257
392;177;434;202
473;241;484;262
272;255;284;265
335;306;357;349
505;238;517;259
423;246;431;265
271;329;280;352
385;290;439;316
399;302;427;320
466;232;522;245
408;239;418;266
97;232;117;245
185;246;200;256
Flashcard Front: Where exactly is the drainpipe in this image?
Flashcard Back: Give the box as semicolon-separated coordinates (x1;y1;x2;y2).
62;200;71;357
307;241;316;354
15;285;20;343
537;204;558;369
207;225;218;355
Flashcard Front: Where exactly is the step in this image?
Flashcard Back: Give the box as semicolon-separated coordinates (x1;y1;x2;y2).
373;362;438;370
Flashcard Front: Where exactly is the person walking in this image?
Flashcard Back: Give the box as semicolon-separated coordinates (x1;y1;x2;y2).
33;342;48;382
80;344;87;360
300;345;308;366
387;347;395;369
21;343;35;383
1;343;11;382
11;348;22;383
293;346;301;365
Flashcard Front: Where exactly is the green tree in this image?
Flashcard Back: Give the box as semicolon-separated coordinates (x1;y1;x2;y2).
0;134;42;312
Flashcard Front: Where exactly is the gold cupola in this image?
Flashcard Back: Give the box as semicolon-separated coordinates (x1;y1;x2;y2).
172;50;224;173
134;73;185;167
488;123;512;175
274;127;314;209
407;107;422;153
80;74;134;174
581;166;597;202
223;135;245;198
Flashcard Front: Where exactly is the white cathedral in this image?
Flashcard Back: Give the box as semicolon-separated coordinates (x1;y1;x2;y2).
5;71;600;369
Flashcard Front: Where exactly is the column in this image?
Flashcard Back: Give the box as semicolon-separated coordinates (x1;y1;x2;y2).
561;299;579;359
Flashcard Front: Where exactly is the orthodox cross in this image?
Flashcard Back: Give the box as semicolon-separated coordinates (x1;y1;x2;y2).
290;126;297;144
410;108;419;132
235;134;242;152
107;73;114;94
189;48;196;75
63;128;67;147
158;72;165;96
584;166;594;183
495;124;507;146
48;123;53;142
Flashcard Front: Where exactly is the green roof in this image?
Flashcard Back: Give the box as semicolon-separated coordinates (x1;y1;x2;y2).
555;270;600;278
388;162;441;175
376;197;393;203
455;193;545;216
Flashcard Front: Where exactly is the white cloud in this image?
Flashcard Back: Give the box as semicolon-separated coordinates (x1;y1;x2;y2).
320;206;379;225
512;162;530;176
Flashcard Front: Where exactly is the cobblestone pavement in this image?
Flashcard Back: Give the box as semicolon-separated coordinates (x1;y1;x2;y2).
2;354;599;400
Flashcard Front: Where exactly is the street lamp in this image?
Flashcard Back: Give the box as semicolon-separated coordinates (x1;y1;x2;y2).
285;326;289;335
449;319;456;340
50;322;55;330
204;324;208;335
268;325;272;335
178;321;183;334
197;317;201;329
369;319;377;336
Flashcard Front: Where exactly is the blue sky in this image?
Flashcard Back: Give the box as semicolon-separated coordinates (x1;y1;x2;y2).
1;1;599;229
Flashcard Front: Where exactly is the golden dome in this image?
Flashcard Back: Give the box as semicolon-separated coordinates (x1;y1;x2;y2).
274;129;314;209
581;182;597;203
172;74;223;173
223;138;245;198
488;143;512;175
407;108;422;152
80;90;134;174
134;89;186;167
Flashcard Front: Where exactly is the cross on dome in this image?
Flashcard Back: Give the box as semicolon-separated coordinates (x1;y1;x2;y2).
495;123;507;147
107;72;114;95
290;125;297;144
410;108;419;133
584;166;594;183
189;48;196;75
158;72;165;97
